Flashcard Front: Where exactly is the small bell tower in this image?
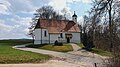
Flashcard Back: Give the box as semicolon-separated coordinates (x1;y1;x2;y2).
72;11;77;23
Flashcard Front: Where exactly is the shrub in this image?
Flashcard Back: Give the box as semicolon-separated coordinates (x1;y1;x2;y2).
54;40;63;46
58;42;63;46
26;43;48;48
54;40;58;46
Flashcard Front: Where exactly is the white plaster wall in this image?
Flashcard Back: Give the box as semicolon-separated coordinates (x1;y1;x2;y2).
49;33;66;43
34;28;49;44
47;32;81;44
71;32;81;43
34;28;81;44
49;34;59;43
34;29;41;40
58;33;66;43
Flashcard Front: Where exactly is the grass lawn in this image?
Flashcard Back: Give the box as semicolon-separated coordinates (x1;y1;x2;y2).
77;43;112;57
0;40;51;64
27;44;73;52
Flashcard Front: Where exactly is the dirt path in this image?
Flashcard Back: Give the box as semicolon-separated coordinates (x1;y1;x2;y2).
0;60;81;67
69;43;106;59
10;44;105;67
70;43;81;51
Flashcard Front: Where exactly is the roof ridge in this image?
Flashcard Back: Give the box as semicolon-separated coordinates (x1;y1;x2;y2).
35;19;80;33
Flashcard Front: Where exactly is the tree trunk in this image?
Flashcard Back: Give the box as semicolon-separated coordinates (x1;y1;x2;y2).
108;0;113;52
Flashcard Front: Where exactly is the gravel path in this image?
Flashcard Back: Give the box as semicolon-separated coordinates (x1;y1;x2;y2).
11;44;105;67
70;43;81;51
68;43;107;59
0;60;81;67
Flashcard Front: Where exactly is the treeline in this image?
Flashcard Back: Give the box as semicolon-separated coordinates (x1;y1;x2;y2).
81;0;120;66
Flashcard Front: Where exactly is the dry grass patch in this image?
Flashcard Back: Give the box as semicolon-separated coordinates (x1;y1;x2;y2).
27;44;73;52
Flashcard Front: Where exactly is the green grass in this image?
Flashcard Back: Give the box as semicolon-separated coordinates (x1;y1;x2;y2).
91;48;112;57
77;43;112;57
77;43;85;48
0;40;51;64
27;44;73;52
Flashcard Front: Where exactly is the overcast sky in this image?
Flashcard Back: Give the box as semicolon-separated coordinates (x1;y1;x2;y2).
0;0;92;39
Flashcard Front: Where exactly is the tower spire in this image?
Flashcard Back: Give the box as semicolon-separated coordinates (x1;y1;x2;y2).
74;11;75;15
72;11;77;23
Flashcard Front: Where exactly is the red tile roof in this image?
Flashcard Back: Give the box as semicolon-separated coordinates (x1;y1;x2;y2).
35;19;80;33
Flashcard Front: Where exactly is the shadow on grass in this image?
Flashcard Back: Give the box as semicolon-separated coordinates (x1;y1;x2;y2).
26;43;49;48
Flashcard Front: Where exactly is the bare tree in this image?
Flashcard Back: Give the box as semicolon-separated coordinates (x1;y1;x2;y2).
28;6;64;44
89;0;120;66
81;15;95;50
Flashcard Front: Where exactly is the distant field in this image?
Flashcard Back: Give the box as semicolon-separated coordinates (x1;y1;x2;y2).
0;40;51;64
0;39;32;45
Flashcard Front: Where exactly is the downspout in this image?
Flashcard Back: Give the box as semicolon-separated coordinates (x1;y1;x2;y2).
49;33;50;44
41;28;42;44
48;19;51;44
37;18;42;44
79;25;82;44
39;18;42;44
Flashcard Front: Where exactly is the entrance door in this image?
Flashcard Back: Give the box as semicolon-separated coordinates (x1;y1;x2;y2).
67;38;70;43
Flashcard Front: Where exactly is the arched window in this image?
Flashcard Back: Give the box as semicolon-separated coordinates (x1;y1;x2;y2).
44;31;47;37
60;33;63;38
